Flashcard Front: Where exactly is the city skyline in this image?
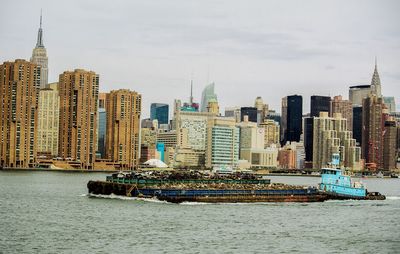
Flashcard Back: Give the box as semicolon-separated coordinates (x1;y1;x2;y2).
1;0;400;117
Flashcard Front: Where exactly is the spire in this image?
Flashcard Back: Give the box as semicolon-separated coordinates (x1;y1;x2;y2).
36;10;44;48
190;79;193;104
371;57;381;97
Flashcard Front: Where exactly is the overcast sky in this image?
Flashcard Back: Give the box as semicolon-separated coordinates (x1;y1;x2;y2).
1;0;399;117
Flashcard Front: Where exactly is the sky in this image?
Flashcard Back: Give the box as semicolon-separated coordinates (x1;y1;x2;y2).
1;0;399;117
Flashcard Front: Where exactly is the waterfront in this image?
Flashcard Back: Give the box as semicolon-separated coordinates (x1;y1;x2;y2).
1;171;399;253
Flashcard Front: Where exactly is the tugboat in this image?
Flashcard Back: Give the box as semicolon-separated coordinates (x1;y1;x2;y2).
318;153;385;200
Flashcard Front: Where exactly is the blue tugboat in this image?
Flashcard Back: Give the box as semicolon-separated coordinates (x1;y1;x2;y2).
319;154;384;200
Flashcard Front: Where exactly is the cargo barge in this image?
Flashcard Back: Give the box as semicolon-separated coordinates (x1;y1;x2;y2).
87;171;330;203
87;167;385;203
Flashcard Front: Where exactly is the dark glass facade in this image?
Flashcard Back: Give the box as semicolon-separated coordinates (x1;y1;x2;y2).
97;108;106;158
303;117;314;162
310;95;331;117
352;106;362;145
150;103;169;125
281;95;303;145
240;107;258;122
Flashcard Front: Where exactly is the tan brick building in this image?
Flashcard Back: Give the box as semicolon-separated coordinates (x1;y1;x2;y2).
105;89;141;169
362;94;385;170
330;95;353;131
0;59;41;167
58;69;99;168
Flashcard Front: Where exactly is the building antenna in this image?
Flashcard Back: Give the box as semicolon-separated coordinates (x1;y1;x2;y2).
40;9;42;28
190;73;194;104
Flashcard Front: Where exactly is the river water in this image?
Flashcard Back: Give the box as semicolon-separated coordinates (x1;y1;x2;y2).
0;171;399;253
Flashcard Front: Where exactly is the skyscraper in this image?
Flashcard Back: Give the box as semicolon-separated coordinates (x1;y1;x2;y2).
205;117;239;169
362;94;385;170
383;119;397;171
349;85;372;106
200;83;217;112
150;103;169;125
97;92;107;158
310;95;331;117
58;69;99;168
254;96;268;121
281;95;302;145
330;95;353;131
37;82;59;156
240;107;258;123
97;108;106;158
303;117;314;164
0;60;41;167
352;106;362;145
259;119;280;147
371;58;382;97
30;12;48;89
106;89;141;169
313;112;361;171
206;98;219;115
383;97;396;113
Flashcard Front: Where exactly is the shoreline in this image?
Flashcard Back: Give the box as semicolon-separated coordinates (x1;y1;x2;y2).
1;167;398;178
0;167;116;173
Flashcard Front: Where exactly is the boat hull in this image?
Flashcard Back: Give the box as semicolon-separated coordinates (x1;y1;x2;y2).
156;194;329;203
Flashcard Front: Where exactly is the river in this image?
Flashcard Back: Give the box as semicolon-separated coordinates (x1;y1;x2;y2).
0;171;399;253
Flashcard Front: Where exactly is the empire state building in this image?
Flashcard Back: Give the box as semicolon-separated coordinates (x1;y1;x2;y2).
30;12;48;88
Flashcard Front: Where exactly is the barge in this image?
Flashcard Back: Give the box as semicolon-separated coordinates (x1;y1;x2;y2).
87;161;385;203
87;171;330;203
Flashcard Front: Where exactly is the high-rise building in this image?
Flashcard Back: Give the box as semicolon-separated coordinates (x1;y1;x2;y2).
370;59;382;97
97;108;106;158
266;110;281;124
383;97;396;114
254;96;268;122
313;112;361;171
206;98;219;115
361;94;385;169
310;95;331;117
330;95;353;131
156;129;188;149
225;107;241;122
238;117;278;169
259;119;280;147
352;106;362;145
105;89;141;169
97;93;107;158
0;60;41;167
98;93;107;109
37;82;59;156
150;103;169;125
58;69;99;168
383;119;397;171
281;95;303;145
349;85;372;106
174;100;214;152
205;117;239;169
180;82;200;112
303;117;314;164
240;107;258;123
362;95;385;170
30;13;48;89
200;83;217;112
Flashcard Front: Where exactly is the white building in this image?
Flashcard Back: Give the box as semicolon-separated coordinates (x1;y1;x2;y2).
37;83;59;156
